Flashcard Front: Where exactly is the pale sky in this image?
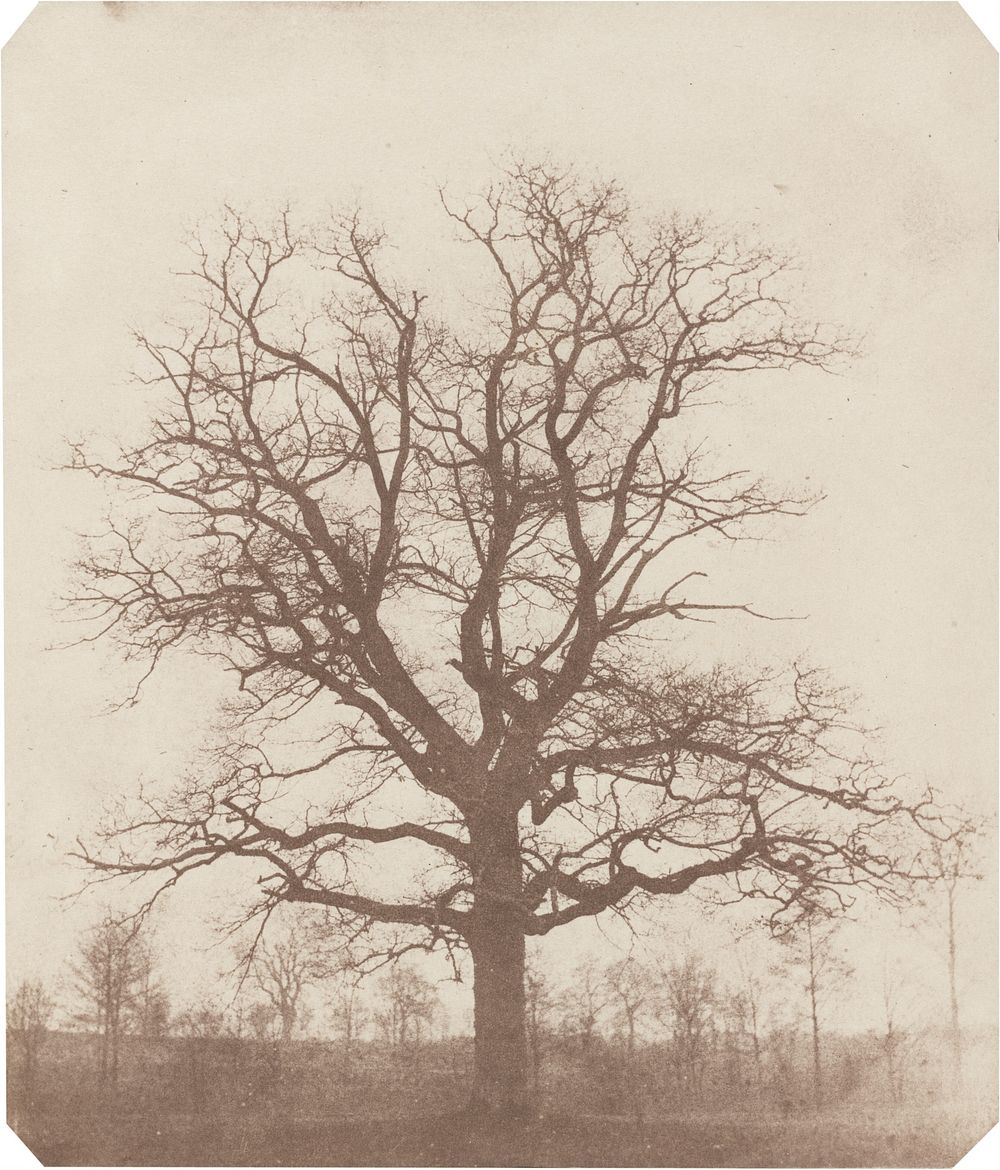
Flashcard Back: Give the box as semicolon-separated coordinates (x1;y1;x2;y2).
3;3;996;1032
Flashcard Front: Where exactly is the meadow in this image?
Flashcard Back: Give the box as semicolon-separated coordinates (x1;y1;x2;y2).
10;1028;996;1167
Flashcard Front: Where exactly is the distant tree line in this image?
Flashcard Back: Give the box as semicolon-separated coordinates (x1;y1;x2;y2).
6;828;992;1129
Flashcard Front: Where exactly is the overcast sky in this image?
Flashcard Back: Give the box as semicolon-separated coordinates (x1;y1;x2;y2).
4;2;996;1030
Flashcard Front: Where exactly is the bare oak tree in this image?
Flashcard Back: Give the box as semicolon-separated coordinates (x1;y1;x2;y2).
71;162;945;1115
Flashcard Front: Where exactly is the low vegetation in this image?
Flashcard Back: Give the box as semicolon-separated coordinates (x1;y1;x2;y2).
8;951;996;1167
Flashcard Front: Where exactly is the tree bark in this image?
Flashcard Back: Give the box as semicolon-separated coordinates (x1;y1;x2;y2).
467;810;530;1119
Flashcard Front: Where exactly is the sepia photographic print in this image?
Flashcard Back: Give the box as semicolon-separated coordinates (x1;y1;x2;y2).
3;3;997;1167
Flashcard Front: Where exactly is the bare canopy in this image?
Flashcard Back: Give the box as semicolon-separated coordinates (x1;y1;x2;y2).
70;163;946;1114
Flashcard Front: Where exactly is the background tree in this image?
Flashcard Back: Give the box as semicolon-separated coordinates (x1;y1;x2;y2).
71;162;950;1116
172;1002;229;1115
327;972;368;1071
919;820;984;1081
376;963;438;1050
775;911;851;1108
244;925;314;1045
133;962;171;1040
173;1003;227;1039
68;915;158;1089
6;978;56;1108
879;957;917;1106
731;947;765;1088
604;957;655;1130
244;999;280;1043
524;955;554;1093
556;960;608;1053
604;958;654;1064
661;953;717;1102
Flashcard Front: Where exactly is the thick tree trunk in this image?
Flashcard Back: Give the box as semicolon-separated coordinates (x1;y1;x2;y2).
467;810;530;1119
469;924;529;1117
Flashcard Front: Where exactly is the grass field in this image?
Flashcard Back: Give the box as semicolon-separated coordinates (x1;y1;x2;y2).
10;1030;996;1166
18;1104;993;1168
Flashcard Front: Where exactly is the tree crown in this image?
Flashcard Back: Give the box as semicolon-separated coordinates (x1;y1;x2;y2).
71;164;947;956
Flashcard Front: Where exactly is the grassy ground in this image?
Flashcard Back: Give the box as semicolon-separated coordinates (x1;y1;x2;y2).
19;1105;993;1167
13;1032;997;1165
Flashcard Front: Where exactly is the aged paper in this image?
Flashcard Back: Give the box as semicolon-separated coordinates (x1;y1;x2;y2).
4;4;996;1166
